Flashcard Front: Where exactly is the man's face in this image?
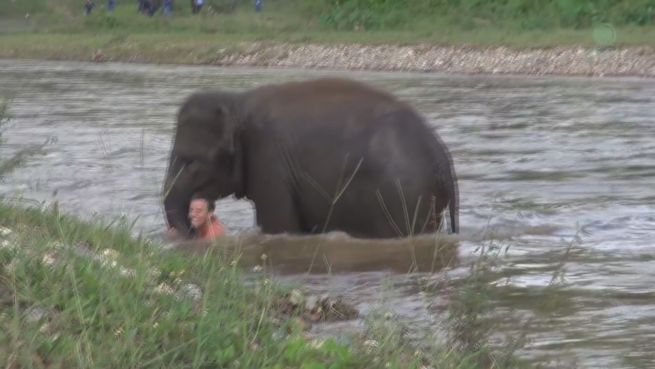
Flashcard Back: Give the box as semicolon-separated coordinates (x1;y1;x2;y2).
188;199;211;229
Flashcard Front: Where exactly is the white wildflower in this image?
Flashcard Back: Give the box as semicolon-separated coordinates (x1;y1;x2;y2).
181;283;203;301
4;259;18;273
260;253;268;261
119;267;136;278
101;248;120;260
0;239;12;250
289;289;304;306
0;226;12;236
24;306;48;323
47;241;66;249
148;267;161;279
39;323;51;334
41;252;57;267
101;259;118;268
252;265;263;273
309;339;324;349
305;295;318;310
154;283;175;296
364;339;379;349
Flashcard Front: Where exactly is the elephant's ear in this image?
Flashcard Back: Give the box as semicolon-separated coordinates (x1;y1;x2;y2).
209;104;238;161
212;100;245;198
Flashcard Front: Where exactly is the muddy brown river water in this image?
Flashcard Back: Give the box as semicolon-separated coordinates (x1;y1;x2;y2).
1;59;654;368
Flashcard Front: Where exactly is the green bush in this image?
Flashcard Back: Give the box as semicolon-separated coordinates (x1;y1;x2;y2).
318;0;655;30
319;0;412;30
6;0;655;31
0;0;48;16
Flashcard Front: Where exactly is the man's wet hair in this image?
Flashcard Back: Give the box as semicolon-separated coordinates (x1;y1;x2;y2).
190;194;215;211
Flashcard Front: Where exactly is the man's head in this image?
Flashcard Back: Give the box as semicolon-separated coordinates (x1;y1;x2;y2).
188;194;215;229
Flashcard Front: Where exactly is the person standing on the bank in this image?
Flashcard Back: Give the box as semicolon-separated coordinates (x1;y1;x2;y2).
84;0;95;15
107;0;116;12
194;0;204;13
162;0;173;16
255;0;262;12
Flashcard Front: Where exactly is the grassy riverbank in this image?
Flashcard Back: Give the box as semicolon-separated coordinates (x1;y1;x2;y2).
3;4;655;49
3;2;655;76
1;201;516;369
0;203;349;368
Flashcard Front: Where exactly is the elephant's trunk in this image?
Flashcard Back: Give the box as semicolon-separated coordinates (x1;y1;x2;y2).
163;156;193;238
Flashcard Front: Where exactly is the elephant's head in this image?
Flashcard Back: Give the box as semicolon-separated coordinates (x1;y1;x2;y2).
163;91;243;237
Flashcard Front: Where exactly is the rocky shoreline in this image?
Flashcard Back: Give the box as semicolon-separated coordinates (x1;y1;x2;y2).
193;43;655;77
4;39;655;77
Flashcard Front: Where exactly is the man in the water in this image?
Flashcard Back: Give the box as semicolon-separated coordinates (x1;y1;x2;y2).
168;195;226;240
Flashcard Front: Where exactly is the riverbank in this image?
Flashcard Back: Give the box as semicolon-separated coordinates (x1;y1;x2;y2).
1;201;519;368
2;33;654;77
3;0;655;77
0;203;385;367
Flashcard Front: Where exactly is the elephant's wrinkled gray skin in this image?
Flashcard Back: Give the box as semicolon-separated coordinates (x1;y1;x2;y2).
163;78;458;239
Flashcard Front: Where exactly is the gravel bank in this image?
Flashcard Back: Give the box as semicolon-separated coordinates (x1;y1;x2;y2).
206;43;655;77
3;39;655;77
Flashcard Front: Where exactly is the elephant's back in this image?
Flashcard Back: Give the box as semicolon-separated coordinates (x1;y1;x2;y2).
247;78;396;104
240;78;455;237
242;78;420;135
242;77;440;168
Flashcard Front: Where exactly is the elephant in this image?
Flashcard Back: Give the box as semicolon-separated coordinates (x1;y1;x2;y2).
163;78;459;239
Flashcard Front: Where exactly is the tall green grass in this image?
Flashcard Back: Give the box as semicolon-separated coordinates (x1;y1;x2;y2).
0;199;534;368
0;205;361;368
318;0;655;30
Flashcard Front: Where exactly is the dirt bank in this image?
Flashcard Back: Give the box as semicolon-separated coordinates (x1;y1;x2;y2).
201;43;655;77
3;38;655;77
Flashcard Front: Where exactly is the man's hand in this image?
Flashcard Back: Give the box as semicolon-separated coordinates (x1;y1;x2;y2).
166;227;181;240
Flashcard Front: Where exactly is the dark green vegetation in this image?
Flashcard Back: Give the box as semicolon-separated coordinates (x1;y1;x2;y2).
1;0;655;47
4;0;655;29
318;0;655;31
